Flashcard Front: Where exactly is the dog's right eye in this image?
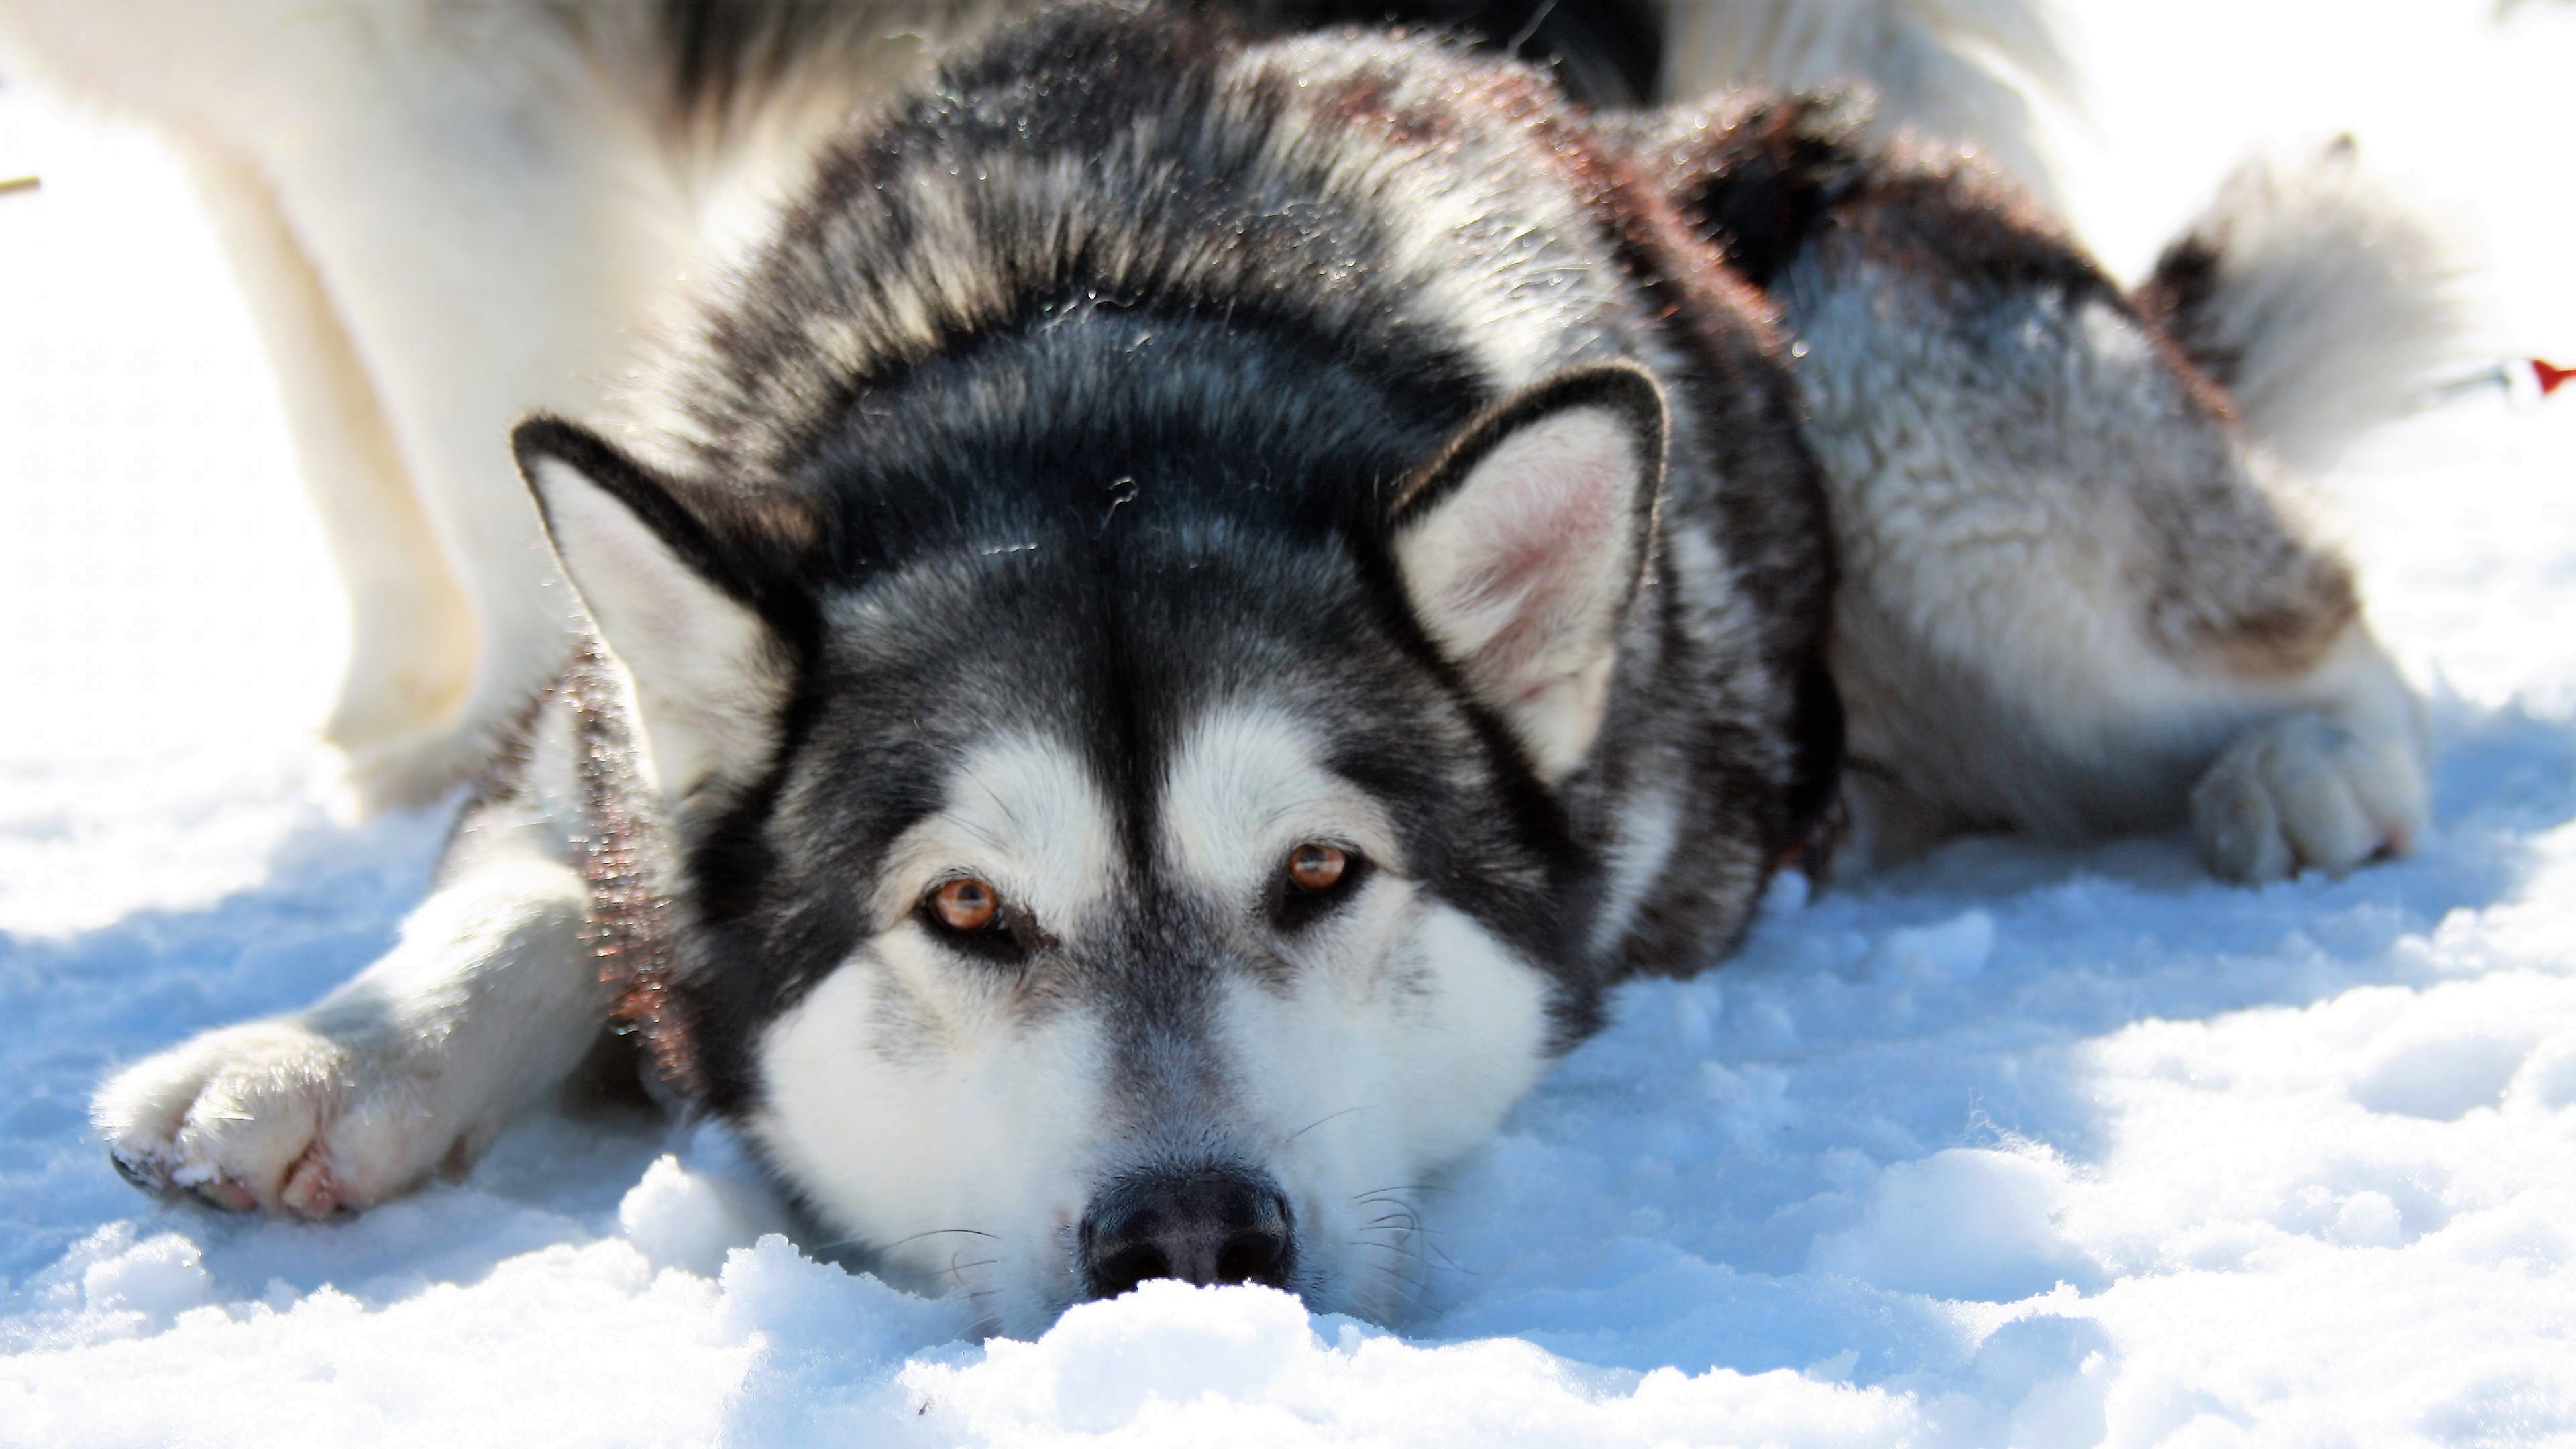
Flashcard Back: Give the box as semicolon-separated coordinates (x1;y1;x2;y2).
1287;843;1348;892
920;876;1033;964
926;877;1003;934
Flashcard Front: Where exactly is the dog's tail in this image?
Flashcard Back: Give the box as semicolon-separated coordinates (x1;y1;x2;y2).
1655;0;2078;197
2133;139;2477;474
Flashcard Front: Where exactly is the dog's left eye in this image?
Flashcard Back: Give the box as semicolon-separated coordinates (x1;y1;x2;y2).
920;877;1031;965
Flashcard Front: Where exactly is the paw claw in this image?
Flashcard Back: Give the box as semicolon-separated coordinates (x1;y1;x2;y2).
107;1148;162;1195
282;1155;340;1218
193;1177;260;1214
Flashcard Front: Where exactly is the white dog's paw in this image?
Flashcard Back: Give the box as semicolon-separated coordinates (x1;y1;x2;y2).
335;722;491;816
95;1018;459;1218
2190;711;2427;883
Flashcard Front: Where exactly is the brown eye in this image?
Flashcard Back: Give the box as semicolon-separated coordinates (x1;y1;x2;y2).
930;877;1000;932
1286;843;1348;893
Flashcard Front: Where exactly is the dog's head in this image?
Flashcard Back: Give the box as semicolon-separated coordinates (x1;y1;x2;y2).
513;361;1664;1332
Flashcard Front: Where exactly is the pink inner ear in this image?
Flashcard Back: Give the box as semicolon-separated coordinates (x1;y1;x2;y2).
1421;408;1640;682
1461;494;1614;674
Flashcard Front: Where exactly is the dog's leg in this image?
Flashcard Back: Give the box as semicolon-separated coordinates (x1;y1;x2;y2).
234;25;661;806
2178;604;2427;884
0;1;657;804
93;692;616;1215
3;1;994;807
0;0;520;807
175;139;484;807
1645;107;2455;883
1790;241;2426;883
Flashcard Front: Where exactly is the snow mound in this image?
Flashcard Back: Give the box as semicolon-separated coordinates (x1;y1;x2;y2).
1808;1148;2102;1301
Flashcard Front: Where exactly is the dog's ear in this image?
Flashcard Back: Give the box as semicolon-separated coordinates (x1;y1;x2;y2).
1389;363;1666;781
513;416;813;799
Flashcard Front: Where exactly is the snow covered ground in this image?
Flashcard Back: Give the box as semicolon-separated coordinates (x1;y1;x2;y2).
4;1;2574;1444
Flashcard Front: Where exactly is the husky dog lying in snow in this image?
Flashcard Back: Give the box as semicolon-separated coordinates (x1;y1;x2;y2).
78;4;2453;1333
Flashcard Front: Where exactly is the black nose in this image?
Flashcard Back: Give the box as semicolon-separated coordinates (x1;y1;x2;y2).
1078;1167;1295;1301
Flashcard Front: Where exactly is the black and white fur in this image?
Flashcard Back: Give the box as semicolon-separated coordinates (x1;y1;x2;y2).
89;6;2451;1332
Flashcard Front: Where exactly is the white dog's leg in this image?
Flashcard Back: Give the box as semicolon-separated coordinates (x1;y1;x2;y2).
174;138;484;806
94;795;608;1216
231;14;671;797
0;1;666;803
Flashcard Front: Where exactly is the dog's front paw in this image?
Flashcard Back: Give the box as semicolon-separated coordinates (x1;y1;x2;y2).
94;1019;455;1218
2190;712;2426;883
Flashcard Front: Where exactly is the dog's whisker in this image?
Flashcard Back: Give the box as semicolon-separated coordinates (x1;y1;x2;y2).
1426;1242;1481;1276
804;1226;998;1258
1362;1256;1430;1295
1353;1183;1452;1195
880;1227;1000;1249
1283;1104;1384;1144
